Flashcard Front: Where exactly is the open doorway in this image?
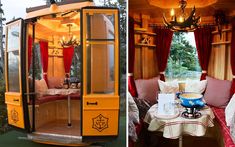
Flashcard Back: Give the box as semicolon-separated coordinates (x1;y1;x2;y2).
27;10;82;137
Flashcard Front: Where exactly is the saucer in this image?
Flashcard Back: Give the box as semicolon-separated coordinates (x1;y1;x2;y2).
154;108;180;120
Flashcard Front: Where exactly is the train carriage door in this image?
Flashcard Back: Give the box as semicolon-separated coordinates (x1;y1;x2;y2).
81;7;120;136
5;18;30;131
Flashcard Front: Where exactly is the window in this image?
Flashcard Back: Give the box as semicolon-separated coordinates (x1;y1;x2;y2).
165;32;201;81
6;20;21;92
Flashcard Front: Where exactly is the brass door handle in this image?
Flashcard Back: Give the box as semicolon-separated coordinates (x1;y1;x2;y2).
86;102;98;105
13;99;19;102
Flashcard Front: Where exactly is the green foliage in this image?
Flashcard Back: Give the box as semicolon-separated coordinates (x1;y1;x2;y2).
0;77;9;134
0;78;5;101
70;46;81;80
166;32;201;81
29;44;42;79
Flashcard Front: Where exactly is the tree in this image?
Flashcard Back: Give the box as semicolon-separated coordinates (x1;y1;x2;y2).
166;32;201;80
0;0;5;79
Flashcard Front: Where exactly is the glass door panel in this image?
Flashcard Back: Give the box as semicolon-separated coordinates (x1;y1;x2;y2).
81;7;119;137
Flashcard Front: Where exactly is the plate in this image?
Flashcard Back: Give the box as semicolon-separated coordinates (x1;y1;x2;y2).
154;108;180;120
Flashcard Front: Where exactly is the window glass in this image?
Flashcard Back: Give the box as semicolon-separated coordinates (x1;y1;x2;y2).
165;32;201;81
86;13;115;40
8;51;20;92
7;24;20;51
86;44;115;94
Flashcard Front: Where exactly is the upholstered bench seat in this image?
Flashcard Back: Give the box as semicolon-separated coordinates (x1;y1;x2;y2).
30;93;80;105
212;107;235;147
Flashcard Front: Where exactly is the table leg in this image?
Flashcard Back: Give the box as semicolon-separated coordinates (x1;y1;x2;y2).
179;136;183;147
68;95;71;127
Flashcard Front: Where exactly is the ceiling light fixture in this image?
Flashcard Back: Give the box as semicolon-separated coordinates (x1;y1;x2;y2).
60;24;79;48
50;0;58;12
163;0;201;31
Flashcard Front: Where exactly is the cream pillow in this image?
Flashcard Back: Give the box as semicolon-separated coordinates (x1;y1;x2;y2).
185;79;207;94
128;92;139;124
35;79;48;94
225;94;235;126
40;79;48;92
158;80;179;94
35;80;41;93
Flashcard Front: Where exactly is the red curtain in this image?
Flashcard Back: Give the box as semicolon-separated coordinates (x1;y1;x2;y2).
194;27;213;80
63;46;74;75
39;40;49;84
230;19;235;96
128;17;138;97
28;36;33;72
155;27;173;81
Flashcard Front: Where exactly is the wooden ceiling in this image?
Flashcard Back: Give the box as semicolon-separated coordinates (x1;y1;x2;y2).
35;10;80;37
147;0;218;8
129;0;235;23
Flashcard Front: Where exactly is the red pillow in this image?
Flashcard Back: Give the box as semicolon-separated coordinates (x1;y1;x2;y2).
204;76;232;108
135;76;159;105
47;77;64;89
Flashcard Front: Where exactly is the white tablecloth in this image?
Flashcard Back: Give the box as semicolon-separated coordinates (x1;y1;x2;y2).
45;88;80;96
144;103;215;139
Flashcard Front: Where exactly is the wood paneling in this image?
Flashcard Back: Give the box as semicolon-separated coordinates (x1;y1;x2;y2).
48;56;65;78
129;0;235;22
28;100;80;129
208;24;232;80
37;120;81;136
133;14;159;79
132;14;233;81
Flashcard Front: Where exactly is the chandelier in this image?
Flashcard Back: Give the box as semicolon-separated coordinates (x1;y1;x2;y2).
60;24;79;48
163;0;201;31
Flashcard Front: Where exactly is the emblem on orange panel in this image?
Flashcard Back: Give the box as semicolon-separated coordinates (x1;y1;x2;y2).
92;114;109;132
11;109;19;123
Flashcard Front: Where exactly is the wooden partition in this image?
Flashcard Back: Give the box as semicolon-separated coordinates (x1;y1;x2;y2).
132;14;159;79
208;24;233;80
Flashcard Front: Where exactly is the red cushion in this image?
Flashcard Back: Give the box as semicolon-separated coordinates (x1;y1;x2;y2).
204;76;232;108
135;76;159;105
33;93;80;105
212;107;235;147
47;77;64;89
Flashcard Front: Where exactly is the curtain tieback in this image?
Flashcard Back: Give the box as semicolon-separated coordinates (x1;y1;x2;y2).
233;75;235;79
202;70;207;74
43;73;47;75
159;71;165;75
128;73;133;76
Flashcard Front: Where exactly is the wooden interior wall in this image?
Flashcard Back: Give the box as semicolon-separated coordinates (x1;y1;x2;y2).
48;36;65;78
131;13;233;81
133;14;159;80
34;26;66;79
208;24;233;80
28;100;80;129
